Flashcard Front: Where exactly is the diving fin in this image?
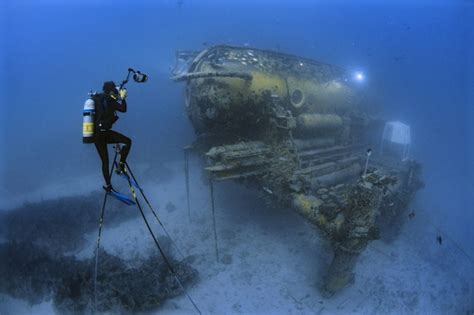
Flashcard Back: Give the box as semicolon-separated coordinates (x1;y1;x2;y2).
109;190;136;205
114;162;140;189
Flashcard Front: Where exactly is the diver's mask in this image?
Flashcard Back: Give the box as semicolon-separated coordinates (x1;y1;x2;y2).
109;88;119;100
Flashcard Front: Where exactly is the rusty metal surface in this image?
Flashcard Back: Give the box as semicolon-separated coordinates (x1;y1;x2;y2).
173;45;423;296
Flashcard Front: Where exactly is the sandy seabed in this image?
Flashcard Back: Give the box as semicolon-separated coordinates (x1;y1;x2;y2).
1;158;473;315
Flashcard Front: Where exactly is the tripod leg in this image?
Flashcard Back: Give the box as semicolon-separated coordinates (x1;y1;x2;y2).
123;165;202;314
125;161;187;260
93;150;118;311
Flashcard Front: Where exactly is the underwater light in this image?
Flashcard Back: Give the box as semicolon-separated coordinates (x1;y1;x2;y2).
354;71;365;82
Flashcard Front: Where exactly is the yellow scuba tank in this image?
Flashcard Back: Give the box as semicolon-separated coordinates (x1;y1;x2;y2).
82;93;96;143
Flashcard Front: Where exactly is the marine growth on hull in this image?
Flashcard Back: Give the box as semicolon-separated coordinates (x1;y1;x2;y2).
173;45;423;295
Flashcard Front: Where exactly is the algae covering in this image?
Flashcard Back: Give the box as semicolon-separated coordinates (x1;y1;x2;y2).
0;193;197;313
173;45;423;296
0;241;197;313
173;45;358;136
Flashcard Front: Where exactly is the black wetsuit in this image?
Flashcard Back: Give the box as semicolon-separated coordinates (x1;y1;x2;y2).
94;93;132;186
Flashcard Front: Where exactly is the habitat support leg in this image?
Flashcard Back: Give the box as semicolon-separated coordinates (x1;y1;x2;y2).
184;147;192;222
322;246;363;297
209;179;219;263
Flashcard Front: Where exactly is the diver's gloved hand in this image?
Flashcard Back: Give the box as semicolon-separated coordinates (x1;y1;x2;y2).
119;88;127;100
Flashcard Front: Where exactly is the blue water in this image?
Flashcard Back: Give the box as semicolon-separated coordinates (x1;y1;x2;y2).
1;0;473;314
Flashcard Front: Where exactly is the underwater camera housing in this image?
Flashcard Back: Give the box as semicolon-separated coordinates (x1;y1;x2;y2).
119;68;148;89
133;71;148;83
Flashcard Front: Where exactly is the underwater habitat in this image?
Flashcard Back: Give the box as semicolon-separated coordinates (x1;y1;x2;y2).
0;0;473;314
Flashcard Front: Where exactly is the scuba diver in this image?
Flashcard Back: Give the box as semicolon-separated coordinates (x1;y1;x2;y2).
83;69;147;193
93;81;131;192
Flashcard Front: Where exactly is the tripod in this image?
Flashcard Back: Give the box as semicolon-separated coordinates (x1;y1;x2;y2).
93;145;200;314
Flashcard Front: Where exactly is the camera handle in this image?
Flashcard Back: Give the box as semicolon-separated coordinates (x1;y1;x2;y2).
119;68;136;89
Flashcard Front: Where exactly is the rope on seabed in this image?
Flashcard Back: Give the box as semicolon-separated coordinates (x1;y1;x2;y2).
371;209;474;266
368;210;474;266
123;164;202;314
417;210;474;265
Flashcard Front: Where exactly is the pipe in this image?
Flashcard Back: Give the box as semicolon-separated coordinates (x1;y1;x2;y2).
290;137;336;150
172;71;253;82
310;163;361;188
297;114;343;131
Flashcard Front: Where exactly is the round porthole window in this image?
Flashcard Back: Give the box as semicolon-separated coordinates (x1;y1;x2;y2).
291;89;304;107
